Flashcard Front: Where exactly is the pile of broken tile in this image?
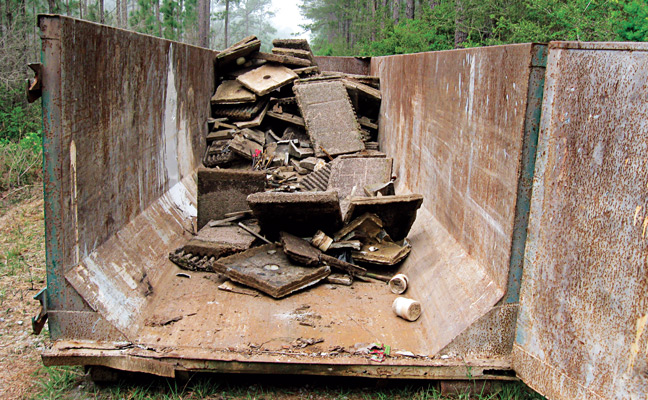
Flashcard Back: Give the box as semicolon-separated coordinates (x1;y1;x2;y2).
170;36;423;312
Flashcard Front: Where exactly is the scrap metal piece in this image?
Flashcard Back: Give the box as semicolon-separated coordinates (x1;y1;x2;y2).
247;191;343;238
345;194;424;241
293;80;365;157
211;80;256;104
212;244;330;299
236;64;298;96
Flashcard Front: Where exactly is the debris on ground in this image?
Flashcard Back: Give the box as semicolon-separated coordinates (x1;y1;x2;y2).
169;36;424;317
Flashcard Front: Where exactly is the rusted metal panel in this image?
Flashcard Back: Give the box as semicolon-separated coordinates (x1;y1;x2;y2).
40;15;214;339
315;56;371;75
370;44;542;355
43;340;516;380
47;311;127;341
513;42;648;399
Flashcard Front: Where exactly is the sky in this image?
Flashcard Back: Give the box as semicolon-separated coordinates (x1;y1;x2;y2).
270;0;311;40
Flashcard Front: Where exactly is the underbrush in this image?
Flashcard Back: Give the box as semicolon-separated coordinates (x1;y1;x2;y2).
0;130;42;210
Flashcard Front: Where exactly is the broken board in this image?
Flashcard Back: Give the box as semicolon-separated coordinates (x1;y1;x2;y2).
346;194;424;241
294;80;365;157
212;244;331;298
247;191;343;238
211;80;256;104
236;64;298;97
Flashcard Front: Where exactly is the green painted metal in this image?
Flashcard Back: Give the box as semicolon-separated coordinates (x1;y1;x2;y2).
502;44;547;304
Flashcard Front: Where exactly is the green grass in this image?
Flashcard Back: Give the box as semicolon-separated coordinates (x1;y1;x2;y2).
31;367;544;400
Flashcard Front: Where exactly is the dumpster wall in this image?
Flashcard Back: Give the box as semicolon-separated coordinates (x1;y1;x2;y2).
43;16;541;375
513;41;648;400
41;16;214;337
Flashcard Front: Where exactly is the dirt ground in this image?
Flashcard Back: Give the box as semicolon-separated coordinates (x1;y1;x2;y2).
0;194;50;399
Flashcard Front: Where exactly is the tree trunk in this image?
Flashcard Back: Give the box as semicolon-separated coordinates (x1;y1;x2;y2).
405;0;414;19
99;0;104;23
224;0;229;48
198;0;208;47
155;0;160;36
392;0;400;24
47;0;56;14
454;0;467;48
121;0;127;27
116;0;121;26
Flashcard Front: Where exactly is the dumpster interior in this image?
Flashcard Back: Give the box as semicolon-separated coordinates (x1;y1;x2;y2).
43;16;542;375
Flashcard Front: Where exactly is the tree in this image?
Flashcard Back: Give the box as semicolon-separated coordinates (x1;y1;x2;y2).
198;0;209;47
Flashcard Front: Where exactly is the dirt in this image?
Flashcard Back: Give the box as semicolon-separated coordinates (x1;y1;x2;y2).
0;194;51;399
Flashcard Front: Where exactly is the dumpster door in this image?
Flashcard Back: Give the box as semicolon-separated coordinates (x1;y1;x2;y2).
513;41;648;400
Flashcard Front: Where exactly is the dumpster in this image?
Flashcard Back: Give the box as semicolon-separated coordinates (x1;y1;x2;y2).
37;15;648;400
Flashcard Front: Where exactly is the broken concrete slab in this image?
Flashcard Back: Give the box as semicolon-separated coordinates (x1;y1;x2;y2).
293;80;365;157
299;157;323;171
345;194;424;241
343;79;382;102
236;64;298;97
280;231;321;267
212;243;330;298
289;141;314;159
327;156;393;216
197;168;266;229
247;191;343;238
212;80;257;104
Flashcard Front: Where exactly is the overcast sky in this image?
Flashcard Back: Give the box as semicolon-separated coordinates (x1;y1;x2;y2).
270;0;311;40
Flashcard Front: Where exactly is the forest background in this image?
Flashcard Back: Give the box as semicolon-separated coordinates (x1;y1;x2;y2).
0;0;647;198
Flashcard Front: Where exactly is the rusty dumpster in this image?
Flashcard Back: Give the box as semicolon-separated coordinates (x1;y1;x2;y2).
36;15;648;400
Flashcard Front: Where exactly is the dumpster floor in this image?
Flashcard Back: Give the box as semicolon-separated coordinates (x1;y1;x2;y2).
136;268;433;355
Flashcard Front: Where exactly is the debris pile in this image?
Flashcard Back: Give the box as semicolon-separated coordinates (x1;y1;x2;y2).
171;36;423;320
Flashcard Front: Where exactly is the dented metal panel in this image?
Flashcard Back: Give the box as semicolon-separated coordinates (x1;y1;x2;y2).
40;15;214;339
513;42;648;399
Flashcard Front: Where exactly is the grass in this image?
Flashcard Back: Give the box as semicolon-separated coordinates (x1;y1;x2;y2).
30;367;545;400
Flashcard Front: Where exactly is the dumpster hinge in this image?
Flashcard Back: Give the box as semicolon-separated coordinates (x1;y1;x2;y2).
32;287;48;335
26;63;42;103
